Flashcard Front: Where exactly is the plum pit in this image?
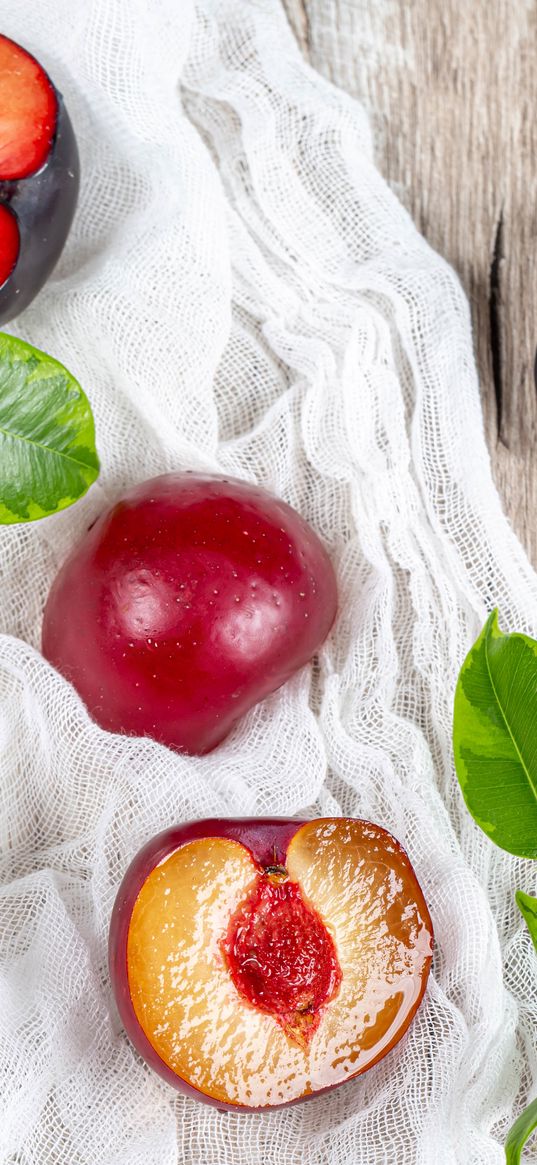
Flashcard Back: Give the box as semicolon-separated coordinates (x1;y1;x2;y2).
221;868;342;1047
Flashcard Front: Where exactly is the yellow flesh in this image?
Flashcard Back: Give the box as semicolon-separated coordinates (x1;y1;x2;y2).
127;821;432;1107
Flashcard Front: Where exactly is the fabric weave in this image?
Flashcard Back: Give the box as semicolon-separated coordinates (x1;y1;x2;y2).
0;1;535;1161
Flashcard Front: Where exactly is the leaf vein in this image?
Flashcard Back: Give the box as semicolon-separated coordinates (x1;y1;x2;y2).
484;621;537;805
0;421;95;472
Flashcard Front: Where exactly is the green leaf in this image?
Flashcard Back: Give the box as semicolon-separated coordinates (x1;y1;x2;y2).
516;890;537;955
453;609;537;858
504;896;537;1160
0;331;99;523
505;1097;537;1164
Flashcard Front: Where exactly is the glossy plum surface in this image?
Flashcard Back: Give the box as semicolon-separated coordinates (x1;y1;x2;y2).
42;473;338;754
0;34;79;324
109;817;434;1110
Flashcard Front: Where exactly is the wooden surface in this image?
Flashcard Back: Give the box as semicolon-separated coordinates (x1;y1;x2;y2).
283;0;537;567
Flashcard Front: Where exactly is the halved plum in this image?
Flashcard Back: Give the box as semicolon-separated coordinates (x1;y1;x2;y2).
109;817;433;1110
0;34;79;323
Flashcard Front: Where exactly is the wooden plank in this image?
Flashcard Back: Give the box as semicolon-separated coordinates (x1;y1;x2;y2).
283;0;537;567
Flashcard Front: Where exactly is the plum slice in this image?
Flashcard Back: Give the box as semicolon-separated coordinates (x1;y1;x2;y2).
120;818;433;1109
0;34;57;180
0;205;20;288
0;34;79;324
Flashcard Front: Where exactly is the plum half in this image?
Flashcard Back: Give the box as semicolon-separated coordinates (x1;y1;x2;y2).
109;817;433;1110
42;472;338;754
0;34;79;323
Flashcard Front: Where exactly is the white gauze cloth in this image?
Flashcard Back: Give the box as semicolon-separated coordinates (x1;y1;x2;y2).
0;1;535;1162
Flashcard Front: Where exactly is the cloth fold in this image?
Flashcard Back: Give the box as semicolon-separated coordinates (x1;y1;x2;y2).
0;1;534;1161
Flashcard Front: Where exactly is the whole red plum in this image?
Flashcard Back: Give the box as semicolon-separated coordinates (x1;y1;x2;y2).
42;473;338;754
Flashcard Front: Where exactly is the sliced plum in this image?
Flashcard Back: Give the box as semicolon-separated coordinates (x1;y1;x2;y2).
112;818;433;1109
0;34;57;180
0;34;79;323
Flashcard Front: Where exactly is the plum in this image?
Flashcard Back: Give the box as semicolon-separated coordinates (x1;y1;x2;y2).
0;34;79;323
42;473;338;753
109;816;434;1109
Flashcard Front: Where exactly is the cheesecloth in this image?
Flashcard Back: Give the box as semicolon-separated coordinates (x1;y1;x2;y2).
0;1;535;1161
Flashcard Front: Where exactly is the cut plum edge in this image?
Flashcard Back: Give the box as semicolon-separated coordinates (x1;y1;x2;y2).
0;204;20;288
109;817;434;1110
0;33;58;181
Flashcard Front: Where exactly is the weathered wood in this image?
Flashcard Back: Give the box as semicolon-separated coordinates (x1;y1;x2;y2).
283;0;537;567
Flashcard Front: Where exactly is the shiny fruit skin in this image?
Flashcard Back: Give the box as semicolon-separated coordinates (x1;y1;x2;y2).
42;473;338;754
108;817;433;1112
0;37;79;324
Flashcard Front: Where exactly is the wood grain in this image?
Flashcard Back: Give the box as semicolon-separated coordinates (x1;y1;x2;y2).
283;0;537;566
